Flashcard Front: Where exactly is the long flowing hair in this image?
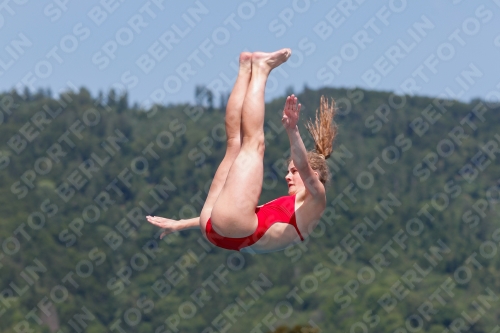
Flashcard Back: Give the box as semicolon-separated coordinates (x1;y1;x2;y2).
304;95;338;183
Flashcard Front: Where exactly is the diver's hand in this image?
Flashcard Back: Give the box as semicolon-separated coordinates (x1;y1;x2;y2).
282;94;301;131
146;216;179;239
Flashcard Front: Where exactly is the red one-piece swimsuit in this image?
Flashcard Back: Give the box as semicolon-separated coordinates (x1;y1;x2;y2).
205;195;304;251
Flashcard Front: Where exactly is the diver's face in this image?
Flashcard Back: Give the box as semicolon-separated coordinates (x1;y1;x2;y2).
285;162;304;195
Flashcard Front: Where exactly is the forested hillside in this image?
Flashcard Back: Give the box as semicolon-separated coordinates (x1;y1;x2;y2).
1;86;499;333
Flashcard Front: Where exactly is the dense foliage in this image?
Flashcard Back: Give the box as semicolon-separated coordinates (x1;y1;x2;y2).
1;86;499;333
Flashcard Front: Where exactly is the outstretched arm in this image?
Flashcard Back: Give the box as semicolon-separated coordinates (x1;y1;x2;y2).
282;95;325;198
146;216;200;239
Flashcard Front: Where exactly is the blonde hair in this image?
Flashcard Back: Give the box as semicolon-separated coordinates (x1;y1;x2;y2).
305;95;338;184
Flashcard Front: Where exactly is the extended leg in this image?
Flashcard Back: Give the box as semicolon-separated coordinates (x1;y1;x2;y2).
199;52;252;236
211;49;291;238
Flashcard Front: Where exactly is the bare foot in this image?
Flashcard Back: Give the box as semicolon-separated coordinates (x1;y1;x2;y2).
252;48;292;72
239;52;252;72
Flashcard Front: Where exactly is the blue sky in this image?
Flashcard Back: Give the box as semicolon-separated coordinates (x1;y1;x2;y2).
1;0;499;107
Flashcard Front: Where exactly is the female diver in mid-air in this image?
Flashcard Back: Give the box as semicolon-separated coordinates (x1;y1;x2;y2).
147;49;337;253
